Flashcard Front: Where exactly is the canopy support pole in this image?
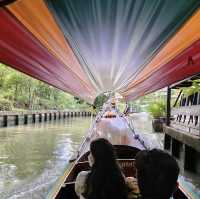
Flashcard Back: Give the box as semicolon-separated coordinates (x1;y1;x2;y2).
166;87;171;126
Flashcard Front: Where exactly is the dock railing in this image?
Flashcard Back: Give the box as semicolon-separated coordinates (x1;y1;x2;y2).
171;105;200;136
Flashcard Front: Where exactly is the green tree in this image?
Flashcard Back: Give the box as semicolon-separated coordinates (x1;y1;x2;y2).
93;94;109;111
0;63;90;111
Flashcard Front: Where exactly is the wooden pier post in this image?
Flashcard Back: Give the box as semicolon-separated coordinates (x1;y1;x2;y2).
24;115;28;125
54;112;56;120
39;113;42;122
15;115;19;125
32;114;36;123
49;112;51;121
3;115;7;127
44;113;47;121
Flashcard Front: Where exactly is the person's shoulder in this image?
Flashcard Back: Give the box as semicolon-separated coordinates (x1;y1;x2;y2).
75;170;90;197
76;170;90;180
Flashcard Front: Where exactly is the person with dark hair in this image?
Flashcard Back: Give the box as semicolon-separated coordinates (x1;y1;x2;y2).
75;138;128;199
135;149;179;199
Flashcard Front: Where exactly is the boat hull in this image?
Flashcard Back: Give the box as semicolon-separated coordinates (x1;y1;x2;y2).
47;116;192;199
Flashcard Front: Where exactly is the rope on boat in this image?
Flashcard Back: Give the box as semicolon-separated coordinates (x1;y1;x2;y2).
124;116;148;150
73;100;149;162
76;110;103;157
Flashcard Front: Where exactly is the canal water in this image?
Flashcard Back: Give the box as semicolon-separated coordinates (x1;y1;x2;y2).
0;113;199;198
0;117;91;199
130;112;164;149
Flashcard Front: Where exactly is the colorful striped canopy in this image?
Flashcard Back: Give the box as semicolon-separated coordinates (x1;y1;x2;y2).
0;0;200;103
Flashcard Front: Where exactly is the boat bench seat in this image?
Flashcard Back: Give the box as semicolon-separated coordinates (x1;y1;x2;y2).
118;159;136;177
73;158;136;180
59;159;136;199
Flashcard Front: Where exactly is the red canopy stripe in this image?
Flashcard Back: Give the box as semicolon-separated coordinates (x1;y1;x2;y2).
7;0;95;95
0;8;94;102
124;9;200;95
125;39;200;100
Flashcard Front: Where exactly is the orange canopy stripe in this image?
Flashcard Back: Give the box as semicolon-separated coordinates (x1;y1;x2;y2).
124;39;200;100
7;0;96;97
124;9;200;95
0;8;94;103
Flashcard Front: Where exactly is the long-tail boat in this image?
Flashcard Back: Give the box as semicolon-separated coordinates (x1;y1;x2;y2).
0;1;200;198
46;102;195;199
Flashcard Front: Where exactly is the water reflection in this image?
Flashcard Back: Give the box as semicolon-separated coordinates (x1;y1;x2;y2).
130;112;164;149
0;117;91;199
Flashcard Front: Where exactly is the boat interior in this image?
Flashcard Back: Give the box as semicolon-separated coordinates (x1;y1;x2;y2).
55;145;188;199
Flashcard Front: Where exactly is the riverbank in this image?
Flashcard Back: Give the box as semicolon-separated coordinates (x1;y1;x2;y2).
0;110;93;128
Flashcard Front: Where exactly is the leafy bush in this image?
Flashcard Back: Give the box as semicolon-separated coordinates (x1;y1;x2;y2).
93;94;109;111
0;98;13;111
181;80;200;98
147;100;166;118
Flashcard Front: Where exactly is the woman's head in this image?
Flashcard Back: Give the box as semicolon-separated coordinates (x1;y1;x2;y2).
89;138;117;167
135;149;179;199
85;138;127;199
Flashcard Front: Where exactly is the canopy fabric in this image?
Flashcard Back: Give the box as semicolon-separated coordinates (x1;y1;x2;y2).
46;0;200;95
0;8;94;103
8;0;96;95
0;0;199;102
125;39;200;100
128;9;200;86
122;9;200;99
